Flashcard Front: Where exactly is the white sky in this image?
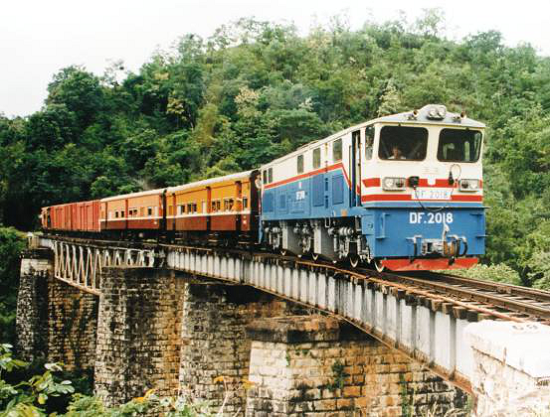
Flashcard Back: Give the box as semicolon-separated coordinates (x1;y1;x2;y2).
2;0;550;117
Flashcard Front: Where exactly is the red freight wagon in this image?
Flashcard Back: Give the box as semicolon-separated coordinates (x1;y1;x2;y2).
50;203;72;230
42;200;101;233
75;200;101;232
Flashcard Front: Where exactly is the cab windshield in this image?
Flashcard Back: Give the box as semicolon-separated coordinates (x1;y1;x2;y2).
378;126;428;161
437;129;482;163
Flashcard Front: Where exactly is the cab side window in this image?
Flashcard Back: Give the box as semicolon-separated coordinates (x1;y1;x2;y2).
365;126;374;159
333;139;342;162
297;155;304;174
313;148;321;169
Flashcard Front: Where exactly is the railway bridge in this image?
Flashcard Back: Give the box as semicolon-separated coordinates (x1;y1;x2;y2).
16;234;550;416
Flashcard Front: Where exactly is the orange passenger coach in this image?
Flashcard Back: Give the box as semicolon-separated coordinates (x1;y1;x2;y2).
100;189;164;232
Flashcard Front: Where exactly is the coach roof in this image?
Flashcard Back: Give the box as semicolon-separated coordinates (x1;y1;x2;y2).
167;170;254;193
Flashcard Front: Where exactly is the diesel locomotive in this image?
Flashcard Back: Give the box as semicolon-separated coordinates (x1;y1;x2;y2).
41;104;486;271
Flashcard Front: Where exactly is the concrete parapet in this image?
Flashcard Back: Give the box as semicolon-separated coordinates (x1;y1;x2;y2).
465;320;550;416
245;315;467;416
94;267;185;406
179;283;306;415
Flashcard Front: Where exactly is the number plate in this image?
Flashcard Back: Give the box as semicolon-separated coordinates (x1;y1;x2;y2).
412;188;451;200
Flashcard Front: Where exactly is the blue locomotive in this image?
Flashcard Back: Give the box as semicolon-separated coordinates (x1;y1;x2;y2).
259;104;485;271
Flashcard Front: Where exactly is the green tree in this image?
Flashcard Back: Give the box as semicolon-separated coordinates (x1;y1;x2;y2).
0;228;24;345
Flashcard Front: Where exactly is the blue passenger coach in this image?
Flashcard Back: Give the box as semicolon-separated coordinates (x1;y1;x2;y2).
259;104;485;271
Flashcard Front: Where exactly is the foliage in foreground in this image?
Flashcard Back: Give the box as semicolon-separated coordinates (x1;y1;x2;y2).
0;344;215;416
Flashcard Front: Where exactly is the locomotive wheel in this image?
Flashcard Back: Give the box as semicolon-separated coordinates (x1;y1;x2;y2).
374;260;385;272
349;254;360;268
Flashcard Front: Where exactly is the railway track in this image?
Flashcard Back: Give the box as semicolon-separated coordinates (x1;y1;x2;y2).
347;265;550;324
41;233;550;324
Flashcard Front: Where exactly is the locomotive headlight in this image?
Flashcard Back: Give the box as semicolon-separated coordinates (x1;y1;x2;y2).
383;177;406;191
459;179;480;192
426;104;447;120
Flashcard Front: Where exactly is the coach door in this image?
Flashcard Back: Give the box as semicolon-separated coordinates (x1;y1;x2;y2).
236;181;242;232
349;130;361;207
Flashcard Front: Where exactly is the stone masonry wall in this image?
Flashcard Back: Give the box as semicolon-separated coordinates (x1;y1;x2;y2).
179;283;308;415
16;249;52;361
46;276;99;371
246;315;468;417
17;248;98;371
94;267;186;407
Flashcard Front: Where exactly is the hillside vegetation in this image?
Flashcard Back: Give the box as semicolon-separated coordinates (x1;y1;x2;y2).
1;12;549;289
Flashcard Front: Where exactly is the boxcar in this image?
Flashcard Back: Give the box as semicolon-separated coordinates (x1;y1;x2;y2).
41;200;101;233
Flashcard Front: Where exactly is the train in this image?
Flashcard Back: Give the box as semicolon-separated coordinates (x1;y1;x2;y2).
41;104;486;271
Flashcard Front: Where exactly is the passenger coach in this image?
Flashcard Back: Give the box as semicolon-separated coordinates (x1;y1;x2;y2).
260;104;485;271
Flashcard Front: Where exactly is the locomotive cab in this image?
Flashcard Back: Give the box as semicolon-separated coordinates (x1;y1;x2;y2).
357;104;485;270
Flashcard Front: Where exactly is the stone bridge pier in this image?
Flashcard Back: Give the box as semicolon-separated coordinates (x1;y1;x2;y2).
17;247;98;371
16;248;550;416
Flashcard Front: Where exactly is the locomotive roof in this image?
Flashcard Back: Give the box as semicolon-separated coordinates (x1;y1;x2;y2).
261;104;485;168
371;104;486;128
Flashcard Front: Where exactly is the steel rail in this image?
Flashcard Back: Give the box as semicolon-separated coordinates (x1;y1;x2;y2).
362;270;550;321
419;271;550;303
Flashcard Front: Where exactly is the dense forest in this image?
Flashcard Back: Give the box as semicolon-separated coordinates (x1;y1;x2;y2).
2;11;550;313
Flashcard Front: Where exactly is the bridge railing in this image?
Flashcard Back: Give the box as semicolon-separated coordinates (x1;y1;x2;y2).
36;235;475;391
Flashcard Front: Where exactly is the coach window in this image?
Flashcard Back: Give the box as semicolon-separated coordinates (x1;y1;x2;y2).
365;126;374;159
378;125;428;161
297;154;304;174
268;168;273;183
313;148;321;169
333;139;342;162
147;207;153;216
115;211;119;219
243;197;248;210
263;170;268;184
